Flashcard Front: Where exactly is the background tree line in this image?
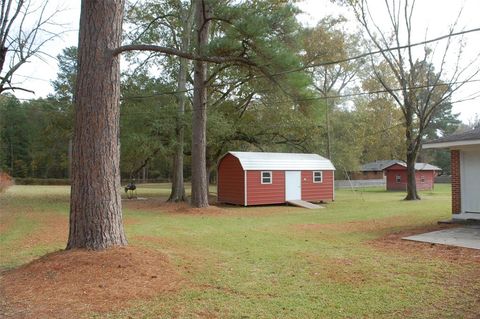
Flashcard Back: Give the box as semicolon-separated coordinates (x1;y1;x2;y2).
0;1;470;182
0;41;463;181
2;0;479;250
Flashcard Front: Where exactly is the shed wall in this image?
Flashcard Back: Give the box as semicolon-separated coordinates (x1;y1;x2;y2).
246;170;285;205
246;170;334;205
385;164;435;191
217;154;244;205
301;170;334;201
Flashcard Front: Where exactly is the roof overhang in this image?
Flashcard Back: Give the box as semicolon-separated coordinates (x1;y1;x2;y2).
220;151;336;171
383;162;441;171
423;139;480;149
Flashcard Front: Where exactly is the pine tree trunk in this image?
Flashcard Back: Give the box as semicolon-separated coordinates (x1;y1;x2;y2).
168;3;195;203
190;0;210;208
67;138;72;179
67;0;127;250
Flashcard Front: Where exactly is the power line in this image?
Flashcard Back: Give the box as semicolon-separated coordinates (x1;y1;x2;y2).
123;77;480;103
9;26;480;102
302;27;480;69
11;76;480;107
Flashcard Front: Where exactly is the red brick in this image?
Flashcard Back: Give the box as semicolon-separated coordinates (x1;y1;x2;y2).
451;150;461;214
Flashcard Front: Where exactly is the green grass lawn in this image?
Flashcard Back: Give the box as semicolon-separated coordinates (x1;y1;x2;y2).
1;184;479;318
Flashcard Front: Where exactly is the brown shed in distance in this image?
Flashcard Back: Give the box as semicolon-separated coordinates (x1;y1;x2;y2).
384;162;441;191
217;152;336;206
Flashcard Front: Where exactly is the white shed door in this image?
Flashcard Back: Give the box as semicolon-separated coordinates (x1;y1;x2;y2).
461;149;480;213
285;171;301;200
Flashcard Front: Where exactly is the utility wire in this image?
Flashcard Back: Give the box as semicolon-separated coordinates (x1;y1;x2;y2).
11;76;480;109
8;26;480;102
121;77;480;103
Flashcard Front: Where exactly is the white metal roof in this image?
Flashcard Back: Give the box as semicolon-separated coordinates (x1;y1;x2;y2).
384;162;442;171
227;151;336;171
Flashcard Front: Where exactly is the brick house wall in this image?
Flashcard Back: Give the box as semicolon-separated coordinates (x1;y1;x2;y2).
451;150;461;214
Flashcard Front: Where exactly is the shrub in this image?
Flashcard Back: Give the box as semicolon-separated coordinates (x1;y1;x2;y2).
0;172;14;193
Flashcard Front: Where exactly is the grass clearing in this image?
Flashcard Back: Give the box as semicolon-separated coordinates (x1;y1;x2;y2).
1;184;479;318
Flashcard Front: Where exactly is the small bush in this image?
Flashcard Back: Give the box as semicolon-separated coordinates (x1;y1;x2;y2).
0;172;14;193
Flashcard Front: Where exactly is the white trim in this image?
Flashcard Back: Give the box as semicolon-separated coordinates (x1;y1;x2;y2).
452;212;480;221
423;139;480;149
244;170;248;206
261;171;272;184
396;175;401;183
313;171;323;183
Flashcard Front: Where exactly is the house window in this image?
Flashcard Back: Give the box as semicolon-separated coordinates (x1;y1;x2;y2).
396;175;401;183
420;175;425;183
261;171;272;184
313;171;323;183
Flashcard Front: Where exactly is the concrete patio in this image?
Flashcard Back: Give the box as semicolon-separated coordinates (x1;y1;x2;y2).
403;225;480;250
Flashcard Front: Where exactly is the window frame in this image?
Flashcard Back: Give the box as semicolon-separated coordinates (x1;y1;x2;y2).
313;171;323;183
261;171;272;184
420;175;425;183
395;175;401;183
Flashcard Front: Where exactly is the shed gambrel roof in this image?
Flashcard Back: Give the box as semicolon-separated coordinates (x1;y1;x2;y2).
384;162;442;171
226;152;335;171
423;127;480;148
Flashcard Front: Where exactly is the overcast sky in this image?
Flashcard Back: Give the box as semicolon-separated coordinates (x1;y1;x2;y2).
9;0;480;123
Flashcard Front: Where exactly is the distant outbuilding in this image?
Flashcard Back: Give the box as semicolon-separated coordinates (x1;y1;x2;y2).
384;162;441;191
217;152;335;206
424;127;480;221
351;160;402;180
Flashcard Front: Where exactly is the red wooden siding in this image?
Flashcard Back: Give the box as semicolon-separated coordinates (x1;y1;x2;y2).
246;171;285;205
301;170;334;201
217;154;244;205
385;164;435;191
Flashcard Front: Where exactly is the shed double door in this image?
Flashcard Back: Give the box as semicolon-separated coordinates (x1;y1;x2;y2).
285;171;301;200
461;149;480;213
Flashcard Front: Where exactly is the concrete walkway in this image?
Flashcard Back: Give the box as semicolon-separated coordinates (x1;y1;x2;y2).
403;225;480;250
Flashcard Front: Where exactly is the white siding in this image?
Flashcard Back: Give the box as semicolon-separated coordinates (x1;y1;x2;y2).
461;148;480;213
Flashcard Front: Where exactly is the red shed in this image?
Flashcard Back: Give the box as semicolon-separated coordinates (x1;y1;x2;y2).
217;152;336;206
384;162;441;191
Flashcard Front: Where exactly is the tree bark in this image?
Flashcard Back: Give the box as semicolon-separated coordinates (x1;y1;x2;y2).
190;0;211;208
67;0;127;250
404;107;420;200
168;2;195;203
67;138;72;179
